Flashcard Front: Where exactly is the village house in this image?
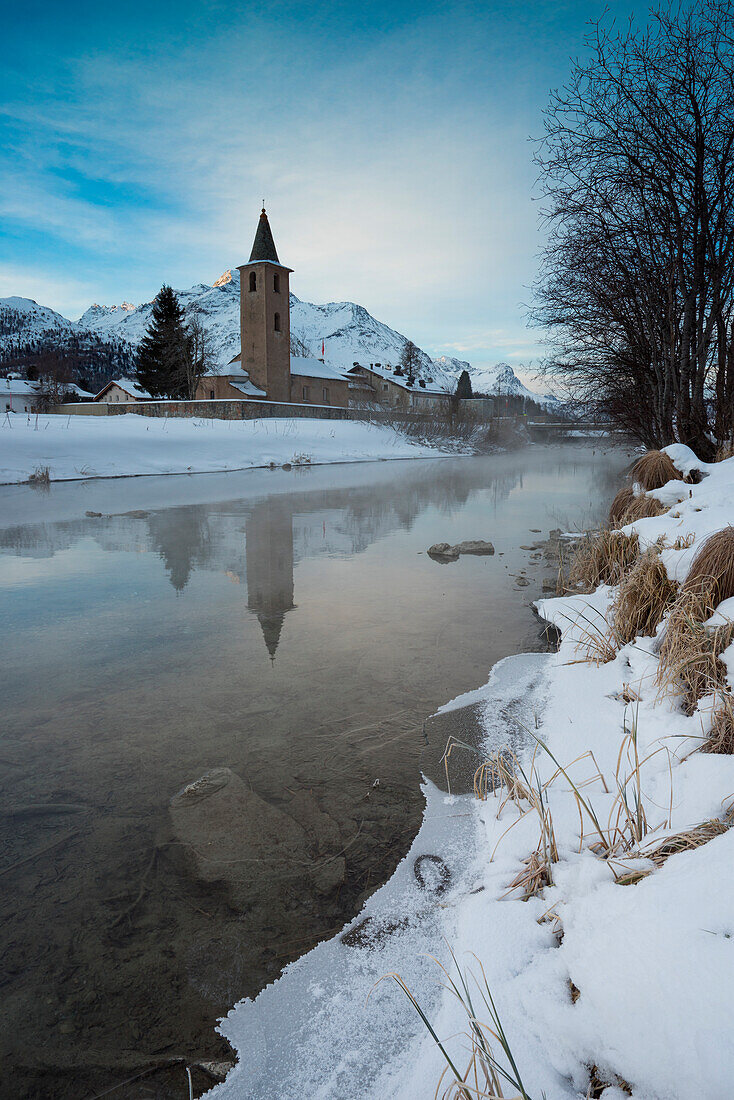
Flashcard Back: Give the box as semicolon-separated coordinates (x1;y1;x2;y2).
1;378;42;414
346;361;449;409
93;377;153;403
195;209;351;408
2;377;94;413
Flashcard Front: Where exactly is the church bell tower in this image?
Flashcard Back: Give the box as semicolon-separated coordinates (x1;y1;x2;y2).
237;208;293;403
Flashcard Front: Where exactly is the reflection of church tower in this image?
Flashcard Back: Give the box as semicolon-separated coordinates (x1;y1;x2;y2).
245;499;295;659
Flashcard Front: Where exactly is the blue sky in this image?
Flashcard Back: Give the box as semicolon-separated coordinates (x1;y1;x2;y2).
1;0;633;370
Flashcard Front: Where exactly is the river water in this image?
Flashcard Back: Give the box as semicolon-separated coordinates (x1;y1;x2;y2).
0;444;629;1098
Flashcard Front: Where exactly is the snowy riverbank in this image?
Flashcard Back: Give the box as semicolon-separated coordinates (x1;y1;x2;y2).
0;414;447;484
208;443;734;1100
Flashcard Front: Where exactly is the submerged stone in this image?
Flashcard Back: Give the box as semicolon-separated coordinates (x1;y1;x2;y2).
168;768;345;907
169;768;311;909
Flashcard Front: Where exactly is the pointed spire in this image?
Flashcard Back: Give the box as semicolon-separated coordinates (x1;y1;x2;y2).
257;611;285;659
248;207;280;263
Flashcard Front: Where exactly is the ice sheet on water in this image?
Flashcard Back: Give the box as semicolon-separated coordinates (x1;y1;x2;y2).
209;652;552;1100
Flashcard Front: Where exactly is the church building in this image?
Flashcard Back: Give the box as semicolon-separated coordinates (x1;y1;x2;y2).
196;209;350;407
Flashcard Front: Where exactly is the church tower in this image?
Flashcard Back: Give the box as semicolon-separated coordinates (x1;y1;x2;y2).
237;209;293;403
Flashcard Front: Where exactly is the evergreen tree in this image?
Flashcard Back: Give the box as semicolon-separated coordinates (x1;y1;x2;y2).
456;369;473;400
136;285;188;398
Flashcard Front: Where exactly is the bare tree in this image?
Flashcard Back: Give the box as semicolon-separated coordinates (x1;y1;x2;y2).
35;361;75;411
179;307;216;400
533;0;734;457
397;339;421;383
290;332;311;358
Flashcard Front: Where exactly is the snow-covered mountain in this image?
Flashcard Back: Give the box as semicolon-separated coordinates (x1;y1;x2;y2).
0;296;78;346
0;296;137;389
1;271;556;405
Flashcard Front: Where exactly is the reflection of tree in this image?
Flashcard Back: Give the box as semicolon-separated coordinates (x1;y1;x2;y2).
245;501;295;659
0;447;633;618
147;506;214;592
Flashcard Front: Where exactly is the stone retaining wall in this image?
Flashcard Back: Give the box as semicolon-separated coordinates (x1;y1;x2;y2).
50;399;385;421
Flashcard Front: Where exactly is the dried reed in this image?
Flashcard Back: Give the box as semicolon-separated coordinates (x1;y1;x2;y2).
643;819;730;866
28;465;50;486
681;527;734;609
630;450;680;491
608;486;635;526
480;749;559;899
621;493;668;523
704;695;734;754
567;531;640;592
383;951;534;1100
658;591;734;711
611;548;678;646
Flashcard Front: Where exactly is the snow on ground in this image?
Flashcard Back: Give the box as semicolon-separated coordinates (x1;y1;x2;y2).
206;444;734;1100
0;414;446;484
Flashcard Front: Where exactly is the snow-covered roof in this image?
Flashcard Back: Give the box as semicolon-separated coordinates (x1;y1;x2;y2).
228;379;267;398
0;378;40;395
94;377;152;401
350;362;447;395
63;383;94;398
289;356;348;381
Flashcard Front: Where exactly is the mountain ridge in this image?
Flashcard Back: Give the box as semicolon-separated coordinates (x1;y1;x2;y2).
0;270;557;406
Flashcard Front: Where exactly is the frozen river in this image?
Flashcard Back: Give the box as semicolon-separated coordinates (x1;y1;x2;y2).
0;443;629;1098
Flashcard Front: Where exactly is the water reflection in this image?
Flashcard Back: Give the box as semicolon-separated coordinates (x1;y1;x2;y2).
0;445;633;1100
246;500;295;658
0;458;527;661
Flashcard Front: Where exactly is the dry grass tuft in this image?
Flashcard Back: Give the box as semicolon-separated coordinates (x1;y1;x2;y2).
608;486;635;526
568;609;619;666
643;819;730;866
609;487;668;529
630;450;680;491
611;548;678;646
658;591;734;711
621;492;668;523
28;465;50;486
656;529;734;709
506;851;553;902
385;951;534;1100
715;441;734;462
567;531;640;592
704;695;734;754
586;1065;633;1098
681;526;734;609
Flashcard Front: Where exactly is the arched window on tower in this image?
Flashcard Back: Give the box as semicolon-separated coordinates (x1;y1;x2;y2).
249;271;257;292
273;273;280;293
274;312;281;332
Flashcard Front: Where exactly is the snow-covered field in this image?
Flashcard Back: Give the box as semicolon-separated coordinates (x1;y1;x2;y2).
0;414;445;484
208;443;734;1100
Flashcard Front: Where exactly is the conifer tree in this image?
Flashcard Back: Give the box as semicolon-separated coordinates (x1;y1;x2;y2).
456;369;473;400
136;285;188;398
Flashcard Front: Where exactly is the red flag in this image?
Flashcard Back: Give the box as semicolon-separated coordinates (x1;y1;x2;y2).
321;338;325;358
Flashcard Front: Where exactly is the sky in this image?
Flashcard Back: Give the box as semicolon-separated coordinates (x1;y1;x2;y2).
0;0;635;373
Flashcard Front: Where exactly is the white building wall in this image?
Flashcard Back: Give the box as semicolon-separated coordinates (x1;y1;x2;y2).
2;390;41;414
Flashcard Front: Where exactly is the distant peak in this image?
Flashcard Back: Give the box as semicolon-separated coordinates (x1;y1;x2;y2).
213;270;233;287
